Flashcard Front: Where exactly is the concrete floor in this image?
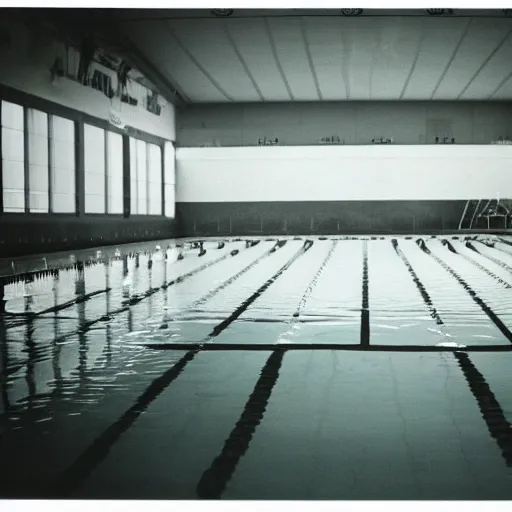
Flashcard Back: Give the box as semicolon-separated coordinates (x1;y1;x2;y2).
0;235;512;499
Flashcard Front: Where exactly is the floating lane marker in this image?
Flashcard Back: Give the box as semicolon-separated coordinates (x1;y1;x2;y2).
440;239;512;289
416;238;512;344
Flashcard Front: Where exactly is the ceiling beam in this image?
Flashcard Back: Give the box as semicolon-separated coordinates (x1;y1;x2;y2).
224;25;265;102
430;17;473;99
400;21;426;99
299;18;323;101
339;23;351;100
457;27;512;99
490;70;512;99
263;18;294;101
163;22;234;102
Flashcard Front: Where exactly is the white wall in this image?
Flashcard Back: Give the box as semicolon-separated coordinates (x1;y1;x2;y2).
176;145;512;202
0;18;175;142
177;102;512;147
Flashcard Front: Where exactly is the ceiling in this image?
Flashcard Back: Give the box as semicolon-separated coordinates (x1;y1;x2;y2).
8;8;512;105
110;9;512;104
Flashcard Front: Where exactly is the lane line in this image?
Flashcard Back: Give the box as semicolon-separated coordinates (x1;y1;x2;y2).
196;349;286;499
195;242;336;498
51;240;313;497
4;288;111;322
472;240;512;274
143;342;512;353
416;239;512;344
392;239;444;325
360;240;370;348
51;350;198;498
454;351;512;467
206;241;313;340
77;248;244;333
293;240;338;318
190;241;286;309
440;239;511;289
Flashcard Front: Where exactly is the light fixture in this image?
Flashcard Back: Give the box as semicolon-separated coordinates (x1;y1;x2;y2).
340;9;363;16
211;9;234;17
426;8;454;15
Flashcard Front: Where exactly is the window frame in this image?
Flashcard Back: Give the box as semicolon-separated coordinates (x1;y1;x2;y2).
0;83;171;219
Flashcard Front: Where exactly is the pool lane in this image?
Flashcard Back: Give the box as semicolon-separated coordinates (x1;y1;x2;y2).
368;239;443;346
221;350;512;500
398;239;511;346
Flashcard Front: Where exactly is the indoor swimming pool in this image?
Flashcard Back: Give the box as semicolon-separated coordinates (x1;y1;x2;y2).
1;235;512;500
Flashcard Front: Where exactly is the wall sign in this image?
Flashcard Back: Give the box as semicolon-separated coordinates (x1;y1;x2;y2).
109;110;126;130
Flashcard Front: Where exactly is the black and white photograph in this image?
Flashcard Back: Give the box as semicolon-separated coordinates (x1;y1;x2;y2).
0;3;512;507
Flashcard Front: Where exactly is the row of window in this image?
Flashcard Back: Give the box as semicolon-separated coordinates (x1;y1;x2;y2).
1;100;175;217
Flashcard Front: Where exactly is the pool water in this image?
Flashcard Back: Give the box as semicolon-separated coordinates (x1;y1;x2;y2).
1;235;512;500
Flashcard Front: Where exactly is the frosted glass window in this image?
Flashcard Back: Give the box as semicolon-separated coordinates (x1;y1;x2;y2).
106;131;123;214
84;124;106;213
50;115;75;213
129;137;138;214
147;143;162;215
1;100;25;212
164;141;175;218
129;137;148;215
136;140;147;215
27;109;49;212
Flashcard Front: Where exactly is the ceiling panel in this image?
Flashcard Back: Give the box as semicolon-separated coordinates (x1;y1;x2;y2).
460;32;512;99
401;17;469;100
266;17;321;101
118;13;512;103
167;19;261;102
369;17;425;99
433;18;512;99
491;74;512;100
340;18;381;100
227;18;291;102
302;17;348;100
123;21;226;102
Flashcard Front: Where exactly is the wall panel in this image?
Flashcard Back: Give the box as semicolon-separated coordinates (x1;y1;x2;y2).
177;145;512;203
177;102;512;147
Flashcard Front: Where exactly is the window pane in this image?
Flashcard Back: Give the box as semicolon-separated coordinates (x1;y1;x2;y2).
147;143;161;215
50;115;75;213
164;141;175;185
84;123;106;214
164;141;175;218
107;131;123;214
28;109;49;212
2;101;25;212
136;139;147;215
130;137;138;214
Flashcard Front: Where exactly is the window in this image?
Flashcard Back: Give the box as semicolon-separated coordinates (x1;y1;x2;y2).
106;131;123;214
129;137;166;216
84;123;106;213
164;141;175;218
27;108;49;213
50;115;76;213
130;137;148;215
84;125;124;214
1;100;25;212
147;143;162;215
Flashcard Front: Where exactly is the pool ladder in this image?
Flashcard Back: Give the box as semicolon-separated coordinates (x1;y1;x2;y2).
459;199;511;230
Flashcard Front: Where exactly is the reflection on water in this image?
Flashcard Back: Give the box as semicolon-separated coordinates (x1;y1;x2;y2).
0;235;511;500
